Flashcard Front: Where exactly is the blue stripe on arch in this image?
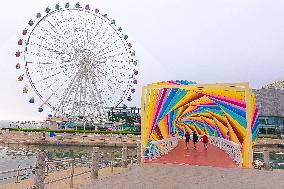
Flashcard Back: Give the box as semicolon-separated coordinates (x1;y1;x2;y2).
156;88;178;123
204;122;214;135
209;97;246;118
158;89;187;122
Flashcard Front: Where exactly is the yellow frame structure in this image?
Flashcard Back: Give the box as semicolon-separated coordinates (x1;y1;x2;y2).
141;82;255;168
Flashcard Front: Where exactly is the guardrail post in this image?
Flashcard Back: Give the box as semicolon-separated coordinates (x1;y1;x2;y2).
136;143;141;164
110;152;114;173
70;159;75;188
153;144;157;159
34;151;46;189
130;149;134;166
91;147;99;179
45;163;49;176
122;144;128;168
263;148;271;170
15;169;20;183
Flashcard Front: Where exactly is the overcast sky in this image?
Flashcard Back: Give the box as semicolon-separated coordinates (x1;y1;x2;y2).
0;0;284;121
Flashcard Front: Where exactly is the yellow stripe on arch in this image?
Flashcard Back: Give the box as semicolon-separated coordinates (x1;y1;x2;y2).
212;116;228;138
145;89;156;144
169;91;199;111
157;117;169;139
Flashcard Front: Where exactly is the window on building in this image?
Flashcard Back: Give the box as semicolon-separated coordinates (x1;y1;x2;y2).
267;128;276;134
259;118;266;125
267;117;276;125
259;127;266;134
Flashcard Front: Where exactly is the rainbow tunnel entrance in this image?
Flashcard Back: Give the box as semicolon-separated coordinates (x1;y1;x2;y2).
141;81;259;168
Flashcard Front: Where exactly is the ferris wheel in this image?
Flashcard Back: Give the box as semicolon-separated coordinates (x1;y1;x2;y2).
15;2;138;121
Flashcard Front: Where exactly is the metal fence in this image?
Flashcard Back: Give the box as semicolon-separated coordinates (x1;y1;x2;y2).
0;143;141;189
0;166;34;184
144;135;243;167
209;136;242;166
144;136;179;160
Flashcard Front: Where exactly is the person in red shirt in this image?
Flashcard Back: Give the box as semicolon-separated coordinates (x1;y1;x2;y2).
201;134;208;150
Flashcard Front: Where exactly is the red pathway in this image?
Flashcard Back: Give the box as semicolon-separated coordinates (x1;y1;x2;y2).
145;139;238;168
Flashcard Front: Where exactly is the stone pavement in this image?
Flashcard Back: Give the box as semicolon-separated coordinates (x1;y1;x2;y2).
81;164;284;189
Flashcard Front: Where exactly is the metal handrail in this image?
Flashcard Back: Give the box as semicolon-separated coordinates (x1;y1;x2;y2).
0;166;34;183
144;135;242;166
209;136;242;166
43;153;138;187
1;145;140;188
146;136;179;160
0;166;34;175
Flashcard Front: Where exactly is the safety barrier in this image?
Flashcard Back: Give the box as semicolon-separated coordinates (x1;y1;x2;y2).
145;136;179;160
209;136;242;167
144;135;242;166
0;166;34;184
0;144;141;189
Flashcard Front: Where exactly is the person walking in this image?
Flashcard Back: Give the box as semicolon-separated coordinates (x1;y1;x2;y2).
201;134;208;150
192;131;198;150
184;132;190;149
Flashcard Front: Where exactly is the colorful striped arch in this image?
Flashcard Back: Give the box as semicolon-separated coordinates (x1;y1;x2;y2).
141;81;259;168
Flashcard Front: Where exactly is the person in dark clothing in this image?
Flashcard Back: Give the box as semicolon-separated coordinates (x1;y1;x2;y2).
184;132;190;149
192;131;198;150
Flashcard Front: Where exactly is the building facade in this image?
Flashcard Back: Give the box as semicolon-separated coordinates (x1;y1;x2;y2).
253;89;284;134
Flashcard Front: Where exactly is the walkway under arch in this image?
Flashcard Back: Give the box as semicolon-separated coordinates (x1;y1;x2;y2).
145;140;238;168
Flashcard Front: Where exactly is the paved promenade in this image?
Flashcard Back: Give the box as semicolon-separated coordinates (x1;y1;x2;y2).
81;164;284;189
81;139;284;189
145;139;237;168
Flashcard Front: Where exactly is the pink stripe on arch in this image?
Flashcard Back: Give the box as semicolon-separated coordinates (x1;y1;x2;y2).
152;89;164;128
208;96;246;113
202;93;246;108
197;102;216;106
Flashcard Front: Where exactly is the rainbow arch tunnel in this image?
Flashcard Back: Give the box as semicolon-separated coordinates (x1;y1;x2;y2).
141;81;259;168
